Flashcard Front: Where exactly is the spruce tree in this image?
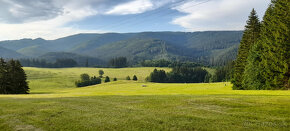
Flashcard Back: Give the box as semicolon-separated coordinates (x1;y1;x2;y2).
232;9;261;90
258;0;289;89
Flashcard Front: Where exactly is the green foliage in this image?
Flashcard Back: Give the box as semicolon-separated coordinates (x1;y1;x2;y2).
80;73;90;82
75;74;101;87
113;77;117;81
104;76;110;83
126;76;131;80
132;75;138;81
252;0;289;89
0;58;29;94
232;9;261;90
235;1;289;90
99;70;104;77
213;61;234;82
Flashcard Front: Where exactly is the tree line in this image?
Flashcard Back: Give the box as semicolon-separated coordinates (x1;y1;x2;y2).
146;67;209;83
140;59;201;68
232;0;289;90
19;58;77;68
0;58;29;94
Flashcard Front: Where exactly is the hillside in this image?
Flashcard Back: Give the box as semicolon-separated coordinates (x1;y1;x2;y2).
0;46;23;58
0;31;243;65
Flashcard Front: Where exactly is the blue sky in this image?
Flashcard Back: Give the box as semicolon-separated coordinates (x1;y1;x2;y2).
0;0;271;40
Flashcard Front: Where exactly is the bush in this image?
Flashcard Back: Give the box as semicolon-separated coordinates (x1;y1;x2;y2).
132;75;138;81
113;77;117;81
104;76;110;83
126;76;131;80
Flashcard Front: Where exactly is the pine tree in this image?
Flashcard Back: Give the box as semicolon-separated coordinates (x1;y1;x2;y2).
258;0;289;89
232;9;261;90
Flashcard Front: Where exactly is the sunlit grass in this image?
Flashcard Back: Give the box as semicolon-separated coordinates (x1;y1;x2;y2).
0;67;289;130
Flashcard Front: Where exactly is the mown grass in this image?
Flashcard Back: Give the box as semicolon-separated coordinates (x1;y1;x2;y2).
0;67;289;131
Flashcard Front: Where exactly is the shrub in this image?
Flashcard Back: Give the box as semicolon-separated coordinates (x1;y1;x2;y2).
132;75;138;81
113;77;117;81
126;76;131;80
104;76;110;83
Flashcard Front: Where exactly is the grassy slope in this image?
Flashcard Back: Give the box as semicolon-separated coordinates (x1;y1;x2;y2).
0;67;289;131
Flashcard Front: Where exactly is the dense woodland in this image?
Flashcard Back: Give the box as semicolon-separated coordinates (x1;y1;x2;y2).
0;58;29;94
232;0;289;90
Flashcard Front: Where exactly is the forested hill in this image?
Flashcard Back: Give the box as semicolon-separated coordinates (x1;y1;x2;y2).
0;31;243;65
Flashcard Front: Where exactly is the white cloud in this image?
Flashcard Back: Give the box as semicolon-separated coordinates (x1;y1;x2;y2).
0;0;107;40
172;0;271;31
106;0;154;15
105;0;173;15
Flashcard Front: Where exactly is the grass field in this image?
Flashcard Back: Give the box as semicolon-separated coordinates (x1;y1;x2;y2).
0;67;289;130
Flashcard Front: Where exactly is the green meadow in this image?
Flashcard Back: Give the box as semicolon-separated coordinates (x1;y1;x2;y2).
0;67;289;130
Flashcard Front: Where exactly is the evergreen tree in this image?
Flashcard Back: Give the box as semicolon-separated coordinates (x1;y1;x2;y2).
257;0;289;89
232;9;261;90
132;75;138;81
0;59;29;94
126;76;131;80
113;77;117;81
104;76;110;83
0;58;9;94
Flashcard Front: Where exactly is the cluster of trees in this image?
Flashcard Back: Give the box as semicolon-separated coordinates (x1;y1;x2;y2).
109;57;127;68
146;67;209;83
232;1;289;90
19;58;77;68
140;59;201;67
0;58;29;94
75;70;117;87
126;75;138;81
75;74;102;87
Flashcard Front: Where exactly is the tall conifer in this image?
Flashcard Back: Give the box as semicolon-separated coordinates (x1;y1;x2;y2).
232;9;261;90
258;0;289;89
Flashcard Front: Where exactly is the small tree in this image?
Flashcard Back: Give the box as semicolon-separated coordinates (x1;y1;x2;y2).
80;73;90;82
99;70;104;78
126;76;131;80
132;75;138;81
113;77;117;81
104;76;110;83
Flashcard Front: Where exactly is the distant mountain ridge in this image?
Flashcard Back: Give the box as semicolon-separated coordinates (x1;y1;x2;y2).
0;31;243;65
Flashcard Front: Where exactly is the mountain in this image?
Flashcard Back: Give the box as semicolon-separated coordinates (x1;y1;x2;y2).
0;31;243;65
0;46;23;58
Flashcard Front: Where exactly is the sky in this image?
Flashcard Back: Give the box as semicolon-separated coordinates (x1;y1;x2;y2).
0;0;271;40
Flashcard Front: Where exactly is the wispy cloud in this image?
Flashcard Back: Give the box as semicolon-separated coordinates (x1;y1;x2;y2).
171;0;270;31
